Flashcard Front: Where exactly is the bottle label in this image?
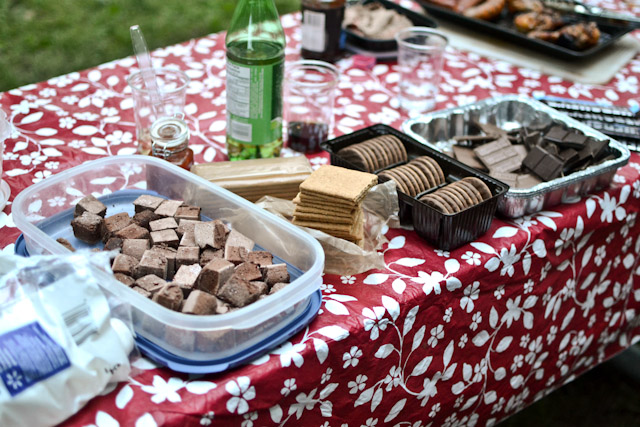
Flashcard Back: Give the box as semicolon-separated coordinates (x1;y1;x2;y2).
0;322;70;397
226;58;283;145
301;10;326;53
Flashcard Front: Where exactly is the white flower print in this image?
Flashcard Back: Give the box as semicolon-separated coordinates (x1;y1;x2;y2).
101;107;118;116
413;270;444;295
20;151;46;167
547;326;558;344
428;324;445;347
622;237;633;253
58;117;76;129
10;100;31;115
511;354;524;372
48;196;66;207
472;359;488;383
241;411;257;427
44;161;59;170
69;139;86;148
621;212;636;238
615;74;638;93
461;251;481;265
383;366;402;391
32;170;52;183
348;374;367;394
105;130;133;146
200;411;214;425
454;395;464;409
320;283;336;293
225;377;255;415
5;370;22;390
494;285;505;300
540;262;551;281
73;111;99;121
503;296;522;327
321;368;332;384
281;378;297;396
606;232;615;244
492;397;505;414
525;336;542;364
272;341;306;368
140;375;185;404
363;306;389;340
486;244;521;277
520;334;530;348
555;228;575;256
460;281;480;313
61;95;79;105
588;314;596;328
443;307;453;323
466;311;481;331
430;403;441;418
459;333;468;348
633;181;640;199
523;279;534;294
599;192;625;223
342;346;362;368
594;246;606;266
363;418;378;427
435;249;450;257
39;88;57;98
341;275;355;284
290;389;317;419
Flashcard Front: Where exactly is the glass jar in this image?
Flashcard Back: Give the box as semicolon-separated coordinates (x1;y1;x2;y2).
301;0;346;63
150;115;194;170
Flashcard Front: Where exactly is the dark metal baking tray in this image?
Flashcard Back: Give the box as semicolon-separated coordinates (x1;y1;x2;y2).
416;0;635;59
344;0;437;52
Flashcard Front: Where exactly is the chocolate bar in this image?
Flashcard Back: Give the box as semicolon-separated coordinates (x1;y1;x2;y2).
523;145;564;181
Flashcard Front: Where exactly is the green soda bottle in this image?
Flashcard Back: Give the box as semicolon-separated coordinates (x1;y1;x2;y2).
225;0;285;160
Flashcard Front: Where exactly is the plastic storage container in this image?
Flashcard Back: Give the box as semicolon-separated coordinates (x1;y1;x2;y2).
12;156;324;372
321;124;508;250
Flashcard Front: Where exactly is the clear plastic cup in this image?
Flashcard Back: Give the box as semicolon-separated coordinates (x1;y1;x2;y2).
0;110;11;210
127;68;190;155
395;27;448;117
284;60;339;154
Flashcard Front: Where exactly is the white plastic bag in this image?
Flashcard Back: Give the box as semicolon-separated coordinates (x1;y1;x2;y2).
0;251;136;427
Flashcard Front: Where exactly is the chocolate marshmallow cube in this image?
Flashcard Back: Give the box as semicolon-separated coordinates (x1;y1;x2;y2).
71;212;104;244
112;254;139;276
175;206;201;221
135;250;168;279
197;258;235;295
176;246;200;270
104;237;124;251
194;222;216;249
217;275;262;307
180;230;197;247
200;248;223;266
246;251;273;267
176;219;201;238
122;239;150;261
114;273;135;287
149;217;179;232
269;282;289;294
133;194;165;213
182;290;218;315
152;283;184;311
173;263;203;297
132;286;152;298
151;245;177;279
235;262;263;282
150;229;180;248
262;263;290;286
116;223;150;240
154;199;183;217
134;274;167;295
74;195;107;218
224;230;254;265
101;212;133;243
133;209;161;229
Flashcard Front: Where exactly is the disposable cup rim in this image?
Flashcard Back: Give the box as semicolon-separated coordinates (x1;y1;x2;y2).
285;59;340;89
395;27;448;52
127;67;191;94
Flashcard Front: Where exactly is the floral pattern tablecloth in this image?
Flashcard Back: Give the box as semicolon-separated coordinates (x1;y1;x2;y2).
1;2;640;426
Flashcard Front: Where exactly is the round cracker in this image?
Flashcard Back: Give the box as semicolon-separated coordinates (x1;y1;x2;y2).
445;183;475;210
352;144;377;173
413;156;444;187
453;180;483;205
375;135;400;165
436;189;462;213
389;135;408;163
439;187;467;212
422;156;445;184
399;165;425;196
409;158;438;189
365;138;392;169
390;167;419;196
420;194;452;214
338;146;368;171
462;177;492;201
379;170;409;194
403;163;431;194
357;143;382;172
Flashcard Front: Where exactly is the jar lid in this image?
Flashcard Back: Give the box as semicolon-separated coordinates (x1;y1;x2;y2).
150;116;189;149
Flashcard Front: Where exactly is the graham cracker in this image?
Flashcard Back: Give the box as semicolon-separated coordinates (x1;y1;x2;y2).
299;165;377;204
294;194;359;214
293;209;363;234
293;212;356;224
294;204;356;218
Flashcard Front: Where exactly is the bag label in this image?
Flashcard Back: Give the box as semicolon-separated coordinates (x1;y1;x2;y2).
0;322;70;396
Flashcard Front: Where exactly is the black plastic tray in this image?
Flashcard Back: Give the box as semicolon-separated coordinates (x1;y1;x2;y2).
417;1;635;59
321;124;509;250
344;0;438;52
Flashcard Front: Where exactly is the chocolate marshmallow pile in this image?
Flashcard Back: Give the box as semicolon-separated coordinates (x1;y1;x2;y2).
451;121;614;189
68;194;290;315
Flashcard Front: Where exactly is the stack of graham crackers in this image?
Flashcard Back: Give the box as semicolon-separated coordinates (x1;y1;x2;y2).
292;165;378;245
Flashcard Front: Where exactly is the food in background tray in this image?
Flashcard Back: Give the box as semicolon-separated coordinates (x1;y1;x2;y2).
292;165;377;245
378;156;445;196
451;120;614;188
70;194;291;315
343;2;413;39
337;134;408;172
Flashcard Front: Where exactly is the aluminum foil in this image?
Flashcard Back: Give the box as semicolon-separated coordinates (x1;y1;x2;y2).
402;95;631;218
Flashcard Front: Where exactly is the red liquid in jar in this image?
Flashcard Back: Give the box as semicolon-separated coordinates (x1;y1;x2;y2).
287;121;329;153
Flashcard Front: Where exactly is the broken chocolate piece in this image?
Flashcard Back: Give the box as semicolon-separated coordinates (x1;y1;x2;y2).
56;237;75;252
150;229;180;248
71;212;104;244
149;217;179;232
175;206;201;221
194;222;215;249
104;237;124;251
176;219;201;238
543;125;568;144
173;263;203;297
225;246;248;265
473;137;522;173
176;246;200;270
200;248;223;266
74;195;107;218
115;223;150;241
101;212;133;243
452;145;487;171
133;209;161;229
515;173;543;189
261;263;290;286
235;262;263;282
135;250;168;279
122;239;150;261
180;230;197;247
114;273;135;287
246;251;273;267
197;258;235;295
217;275;261;307
556;131;587;149
154;199;183;217
133;195;165;213
151;245;177;279
523;145;564;181
152;283;183;311
182;290;218;315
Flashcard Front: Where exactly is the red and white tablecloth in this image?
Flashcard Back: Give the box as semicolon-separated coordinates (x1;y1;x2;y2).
1;3;640;426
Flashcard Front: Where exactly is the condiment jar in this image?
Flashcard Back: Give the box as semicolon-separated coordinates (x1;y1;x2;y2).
301;0;346;63
150;115;194;170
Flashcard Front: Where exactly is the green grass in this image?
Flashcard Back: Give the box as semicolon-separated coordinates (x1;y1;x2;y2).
0;0;299;92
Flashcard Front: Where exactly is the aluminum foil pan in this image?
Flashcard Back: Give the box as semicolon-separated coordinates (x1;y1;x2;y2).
402;95;631;218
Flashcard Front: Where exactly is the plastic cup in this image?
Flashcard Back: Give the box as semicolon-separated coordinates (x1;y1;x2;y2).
395;27;447;117
127;68;190;155
0;110;11;210
284;60;339;154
